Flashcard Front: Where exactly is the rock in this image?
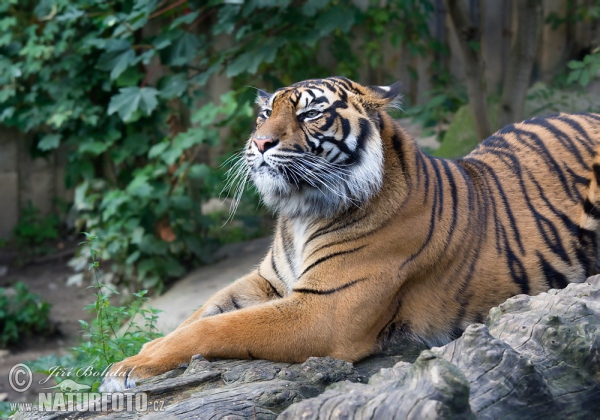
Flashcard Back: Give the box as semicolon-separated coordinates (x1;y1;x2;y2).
281;276;600;419
13;276;600;419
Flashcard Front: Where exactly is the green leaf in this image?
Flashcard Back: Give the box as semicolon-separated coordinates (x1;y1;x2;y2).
567;69;581;85
226;39;284;77
302;0;329;16
159;74;188;99
107;87;159;121
567;60;584;69
148;142;169;158
169;10;200;30
162;32;201;66
580;69;591;87
315;6;355;36
38;134;61;151
126;175;153;198
188;163;210;180
97;40;137;80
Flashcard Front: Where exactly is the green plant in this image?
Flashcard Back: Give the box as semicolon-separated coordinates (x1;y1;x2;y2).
0;402;16;418
13;202;60;255
406;85;468;139
1;0;437;289
30;233;163;391
0;281;51;347
567;49;600;87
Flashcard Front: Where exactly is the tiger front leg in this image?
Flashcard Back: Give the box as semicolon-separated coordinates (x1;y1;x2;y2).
99;293;376;391
99;270;285;391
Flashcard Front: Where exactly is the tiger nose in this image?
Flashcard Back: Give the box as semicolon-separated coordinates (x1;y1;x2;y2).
253;137;278;153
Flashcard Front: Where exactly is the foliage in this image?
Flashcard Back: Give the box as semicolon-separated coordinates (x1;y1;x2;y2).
0;281;51;347
12;202;60;261
406;85;467;139
567;49;600;87
433;104;490;159
0;0;436;288
546;0;600;29
30;234;163;392
0;402;16;418
526;82;600;116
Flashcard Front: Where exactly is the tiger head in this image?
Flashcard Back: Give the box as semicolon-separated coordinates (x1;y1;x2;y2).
243;76;401;219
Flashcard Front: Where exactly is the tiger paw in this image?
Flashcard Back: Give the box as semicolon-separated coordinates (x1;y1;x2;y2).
99;356;170;392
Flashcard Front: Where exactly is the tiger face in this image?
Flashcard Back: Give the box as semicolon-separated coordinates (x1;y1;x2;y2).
245;77;401;218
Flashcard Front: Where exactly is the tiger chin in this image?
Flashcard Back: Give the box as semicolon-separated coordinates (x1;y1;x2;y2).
100;76;600;392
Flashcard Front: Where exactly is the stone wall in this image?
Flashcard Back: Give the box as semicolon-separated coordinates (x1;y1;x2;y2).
0;128;71;239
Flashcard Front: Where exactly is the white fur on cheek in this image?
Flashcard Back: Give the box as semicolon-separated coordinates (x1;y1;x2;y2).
247;122;384;219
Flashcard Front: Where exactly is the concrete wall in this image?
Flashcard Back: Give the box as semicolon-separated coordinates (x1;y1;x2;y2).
0;127;72;239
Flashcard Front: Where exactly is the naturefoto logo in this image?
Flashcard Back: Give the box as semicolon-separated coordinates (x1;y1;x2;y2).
8;363;165;413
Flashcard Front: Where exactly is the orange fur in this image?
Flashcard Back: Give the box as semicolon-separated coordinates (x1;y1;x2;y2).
100;77;600;391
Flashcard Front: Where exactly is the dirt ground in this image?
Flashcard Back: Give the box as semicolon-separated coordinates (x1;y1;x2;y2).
0;257;97;403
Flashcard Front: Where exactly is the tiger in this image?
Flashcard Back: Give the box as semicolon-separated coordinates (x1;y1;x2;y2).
100;76;600;391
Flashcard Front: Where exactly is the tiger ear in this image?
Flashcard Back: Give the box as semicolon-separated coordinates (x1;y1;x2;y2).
255;89;271;107
362;81;402;110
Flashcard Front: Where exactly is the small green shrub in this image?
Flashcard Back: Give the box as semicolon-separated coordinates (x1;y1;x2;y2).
30;234;162;391
12;203;60;260
0;281;51;347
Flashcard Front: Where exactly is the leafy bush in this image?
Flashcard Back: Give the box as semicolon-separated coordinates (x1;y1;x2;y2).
0;282;51;347
567;49;600;87
0;0;437;288
406;85;467;140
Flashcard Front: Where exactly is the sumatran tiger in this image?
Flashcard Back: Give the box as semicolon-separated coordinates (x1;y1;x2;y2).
101;76;600;391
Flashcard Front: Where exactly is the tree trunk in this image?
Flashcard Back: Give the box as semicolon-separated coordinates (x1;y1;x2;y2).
445;0;493;141
499;0;543;126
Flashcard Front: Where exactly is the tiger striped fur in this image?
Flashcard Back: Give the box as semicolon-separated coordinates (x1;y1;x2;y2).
101;77;600;391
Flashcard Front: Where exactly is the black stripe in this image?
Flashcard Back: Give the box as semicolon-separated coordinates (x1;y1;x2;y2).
390;131;408;177
593;164;600;185
461;157;525;254
554;115;595;156
301;245;367;278
577;228;597;276
537;252;569;290
432;158;444;220
305;208;367;245
377;298;403;341
271;250;283;282
231;296;241;310
525;118;588;170
247;350;256;360
449;326;464;340
258;272;283;298
583;198;600;219
280;221;297;278
398;156;442;271
294;277;367;295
